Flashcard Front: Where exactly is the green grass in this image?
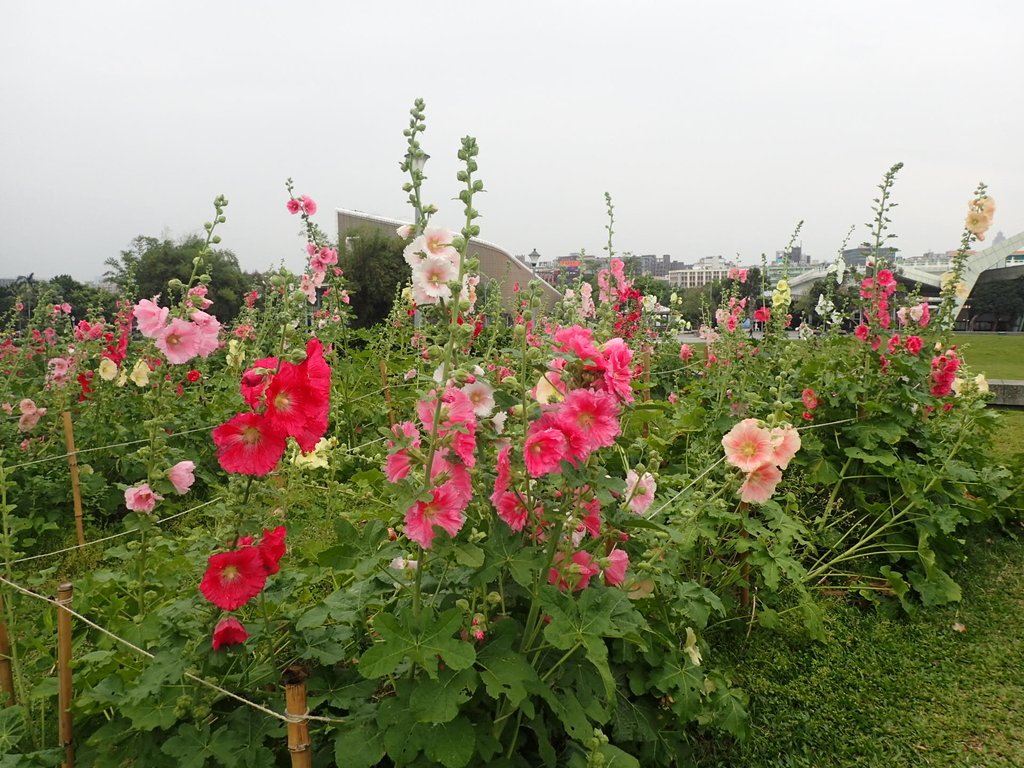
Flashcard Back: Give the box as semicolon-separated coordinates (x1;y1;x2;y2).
992;410;1024;462
696;526;1024;767
952;334;1024;380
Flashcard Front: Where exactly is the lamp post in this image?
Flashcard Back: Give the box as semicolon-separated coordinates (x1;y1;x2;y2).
528;248;541;280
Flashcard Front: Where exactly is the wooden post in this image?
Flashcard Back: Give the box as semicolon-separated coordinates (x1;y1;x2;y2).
61;412;86;547
57;582;74;768
379;360;395;426
642;348;652;402
283;665;311;767
0;592;15;705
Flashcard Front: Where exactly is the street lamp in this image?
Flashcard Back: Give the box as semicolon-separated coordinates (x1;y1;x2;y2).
528;248;541;280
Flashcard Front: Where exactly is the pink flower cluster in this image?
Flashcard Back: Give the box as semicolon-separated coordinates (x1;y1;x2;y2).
213;339;331;476
727;267;748;283
853;270;898;348
930;347;961;397
896;302;930;329
716;297;748;333
16;399;46;432
286;195;317;216
721;419;801;504
134;298;221;365
403;227;466;306
386;382;482;548
300;243;339;304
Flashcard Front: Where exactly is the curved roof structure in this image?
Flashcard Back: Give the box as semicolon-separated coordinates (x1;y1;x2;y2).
336;208;561;311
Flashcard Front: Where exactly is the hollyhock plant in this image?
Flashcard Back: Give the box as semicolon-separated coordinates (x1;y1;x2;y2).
200;547;270;610
134;298;169;338
167;461;196;494
624;469;656;515
548;550;601;592
603;549;630;586
211;618;249;651
125;483;162;513
212;412;288;477
156;318;202;365
404;484;466;549
722;419;774;473
258;526;287;574
738;462;784;504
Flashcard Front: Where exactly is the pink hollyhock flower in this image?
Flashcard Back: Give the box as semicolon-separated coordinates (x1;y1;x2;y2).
722;419;774;472
404;484;465;549
801;388;818;410
420;227;459;260
887;334;901;355
914;303;930;328
625;469;656;515
494;491;530;532
286;199;302;214
19;398;37;416
200;547;269;610
876;270;896;289
258;526;287;574
212;412;288;476
738;462;783;504
769;426;801;470
594;337;635;403
167;460;196;494
211;618;249;651
134;298;169;338
385;421;421;482
523;427;568;477
48;357;71;384
18;410;45;432
190;311;221;357
396;224;414;238
603;549;629;586
854;324;870;342
754;306;771;323
679;344;694;361
905;335;923;355
461;380;495;418
726;315;738;332
549;550;601;592
417;386;475;434
125;483;162;513
300;195;317;215
1;403;11;415
156;318;201;364
553;325;601;361
411;255;458;304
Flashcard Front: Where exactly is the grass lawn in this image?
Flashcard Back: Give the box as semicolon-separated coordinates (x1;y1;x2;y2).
696;525;1024;767
952;334;1024;380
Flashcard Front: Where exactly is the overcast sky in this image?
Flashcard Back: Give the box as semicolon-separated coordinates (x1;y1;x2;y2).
2;1;1021;282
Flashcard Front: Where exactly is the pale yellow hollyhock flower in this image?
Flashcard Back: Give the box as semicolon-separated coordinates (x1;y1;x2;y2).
974;373;989;394
97;358;118;381
293;437;334;470
952;377;965;396
226;339;245;369
129;360;151;387
116;367;128;387
683;627;702;666
534;372;563;405
965;210;991;239
772;279;791;309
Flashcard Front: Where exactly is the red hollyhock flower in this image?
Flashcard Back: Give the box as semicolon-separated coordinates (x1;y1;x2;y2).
264;363;316;438
212;412;287;476
211;617;249;650
200;547;269;610
258;526;287;574
186;369;201;383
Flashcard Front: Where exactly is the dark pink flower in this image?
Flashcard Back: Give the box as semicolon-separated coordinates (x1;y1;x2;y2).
211;618;249;650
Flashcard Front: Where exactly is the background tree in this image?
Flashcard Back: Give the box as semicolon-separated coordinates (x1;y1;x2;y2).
105;235;251;323
48;274;119;319
969;276;1024;331
339;226;410;328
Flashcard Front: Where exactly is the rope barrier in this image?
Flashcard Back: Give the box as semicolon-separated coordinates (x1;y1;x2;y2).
10;497;225;565
0;575;347;726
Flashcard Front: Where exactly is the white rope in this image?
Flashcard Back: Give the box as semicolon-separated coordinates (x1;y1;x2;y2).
11;497;225;564
0;575;347;725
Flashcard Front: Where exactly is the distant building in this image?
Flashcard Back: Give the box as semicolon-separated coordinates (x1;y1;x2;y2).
666;255;736;289
842;246;898;268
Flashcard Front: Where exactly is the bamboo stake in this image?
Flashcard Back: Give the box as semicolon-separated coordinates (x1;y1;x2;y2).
283;665;311;767
0;592;15;705
61;412;86;547
379;361;395;426
57;582;74;768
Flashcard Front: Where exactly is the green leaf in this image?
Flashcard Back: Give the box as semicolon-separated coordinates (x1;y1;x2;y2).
595;743;641;767
160;721;249;768
843;446;898;466
478;647;538;707
422;715;476;768
454;542;485;568
333;724;386;768
359;609;476;680
409;668;478;724
0;706;27;754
